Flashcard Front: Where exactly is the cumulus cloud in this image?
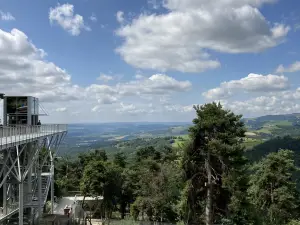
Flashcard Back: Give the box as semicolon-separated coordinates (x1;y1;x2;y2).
116;0;289;73
56;107;67;112
97;74;114;82
98;95;118;104
49;4;90;36
165;104;195;113
116;11;125;23
135;74;144;79
116;102;155;115
221;91;300;117
163;0;277;10
88;74;191;102
89;13;97;22
117;74;192;96
0;28;83;102
0;11;15;21
148;0;161;9
88;74;192;112
203;73;289;99
276;61;300;73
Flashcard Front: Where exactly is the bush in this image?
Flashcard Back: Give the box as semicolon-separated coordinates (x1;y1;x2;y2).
130;201;140;221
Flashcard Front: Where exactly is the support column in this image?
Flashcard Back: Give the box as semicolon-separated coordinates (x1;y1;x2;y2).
2;151;7;216
27;143;33;203
27;167;32;202
19;181;24;225
38;165;42;218
50;160;54;214
3;169;7;216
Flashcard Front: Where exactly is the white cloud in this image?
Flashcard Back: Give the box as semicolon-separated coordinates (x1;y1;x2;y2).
203;73;289;99
163;0;277;11
55;107;67;112
294;23;300;31
276;61;300;73
0;28;82;103
88;74;191;102
221;91;300;117
97;74;114;82
49;4;90;36
98;95;118;104
148;0;161;9
0;11;15;21
88;74;192;112
117;74;192;96
116;102;155;115
135;74;145;79
116;11;124;23
90;13;97;22
116;0;289;73
91;105;101;112
165;104;195;113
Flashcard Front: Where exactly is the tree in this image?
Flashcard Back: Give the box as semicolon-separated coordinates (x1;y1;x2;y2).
80;160;124;219
249;149;300;225
181;102;249;225
129;159;181;222
80;160;107;198
136;146;161;162
78;149;108;166
114;152;127;168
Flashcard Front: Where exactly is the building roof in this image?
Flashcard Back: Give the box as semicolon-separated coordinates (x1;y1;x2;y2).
64;196;104;201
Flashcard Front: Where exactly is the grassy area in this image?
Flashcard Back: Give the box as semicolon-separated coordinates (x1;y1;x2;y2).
272;120;293;126
256;127;272;134
172;135;189;148
243;138;264;150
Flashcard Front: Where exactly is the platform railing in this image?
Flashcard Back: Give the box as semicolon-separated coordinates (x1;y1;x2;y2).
0;124;67;146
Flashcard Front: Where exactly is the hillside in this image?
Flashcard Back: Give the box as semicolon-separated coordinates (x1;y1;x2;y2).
58;113;300;155
59;122;190;155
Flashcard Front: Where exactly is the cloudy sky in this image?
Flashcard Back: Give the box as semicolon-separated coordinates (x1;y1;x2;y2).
0;0;300;123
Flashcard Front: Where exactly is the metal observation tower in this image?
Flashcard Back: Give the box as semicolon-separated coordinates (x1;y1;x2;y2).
0;95;67;224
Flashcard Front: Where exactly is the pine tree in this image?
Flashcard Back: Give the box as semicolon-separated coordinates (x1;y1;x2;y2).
181;102;250;224
249;149;300;225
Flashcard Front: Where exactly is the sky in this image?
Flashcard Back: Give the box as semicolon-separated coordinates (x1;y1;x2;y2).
0;0;300;123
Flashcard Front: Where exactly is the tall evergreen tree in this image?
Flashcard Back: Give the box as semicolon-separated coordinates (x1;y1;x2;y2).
181;102;249;225
249;149;300;225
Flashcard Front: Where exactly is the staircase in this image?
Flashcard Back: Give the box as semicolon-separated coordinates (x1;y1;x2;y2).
26;174;51;208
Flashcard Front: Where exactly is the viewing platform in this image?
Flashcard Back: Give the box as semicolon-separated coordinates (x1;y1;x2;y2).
0;124;68;151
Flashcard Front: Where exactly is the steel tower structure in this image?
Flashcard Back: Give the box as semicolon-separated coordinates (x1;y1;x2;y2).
0;95;67;225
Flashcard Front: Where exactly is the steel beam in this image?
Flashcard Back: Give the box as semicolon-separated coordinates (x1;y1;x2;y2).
19;180;24;225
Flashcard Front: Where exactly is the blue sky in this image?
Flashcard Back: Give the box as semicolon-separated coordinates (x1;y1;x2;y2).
0;0;300;123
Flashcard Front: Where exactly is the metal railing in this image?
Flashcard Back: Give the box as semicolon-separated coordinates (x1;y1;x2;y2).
0;124;67;146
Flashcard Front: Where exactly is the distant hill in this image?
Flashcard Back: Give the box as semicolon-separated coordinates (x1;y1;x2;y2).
59;115;300;155
241;113;300;149
59;122;191;155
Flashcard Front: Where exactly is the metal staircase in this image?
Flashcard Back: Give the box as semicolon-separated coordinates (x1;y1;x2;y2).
27;173;51;208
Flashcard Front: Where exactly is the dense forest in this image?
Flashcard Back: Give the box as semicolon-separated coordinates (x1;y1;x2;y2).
54;103;300;225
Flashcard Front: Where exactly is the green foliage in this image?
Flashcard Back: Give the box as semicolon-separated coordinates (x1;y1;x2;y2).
135;146;161;162
181;102;250;224
80;160;107;196
114;152;127;168
287;220;300;225
130;200;140;220
249;149;300;225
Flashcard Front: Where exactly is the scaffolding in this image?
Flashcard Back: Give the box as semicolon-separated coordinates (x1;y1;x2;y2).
0;124;67;224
